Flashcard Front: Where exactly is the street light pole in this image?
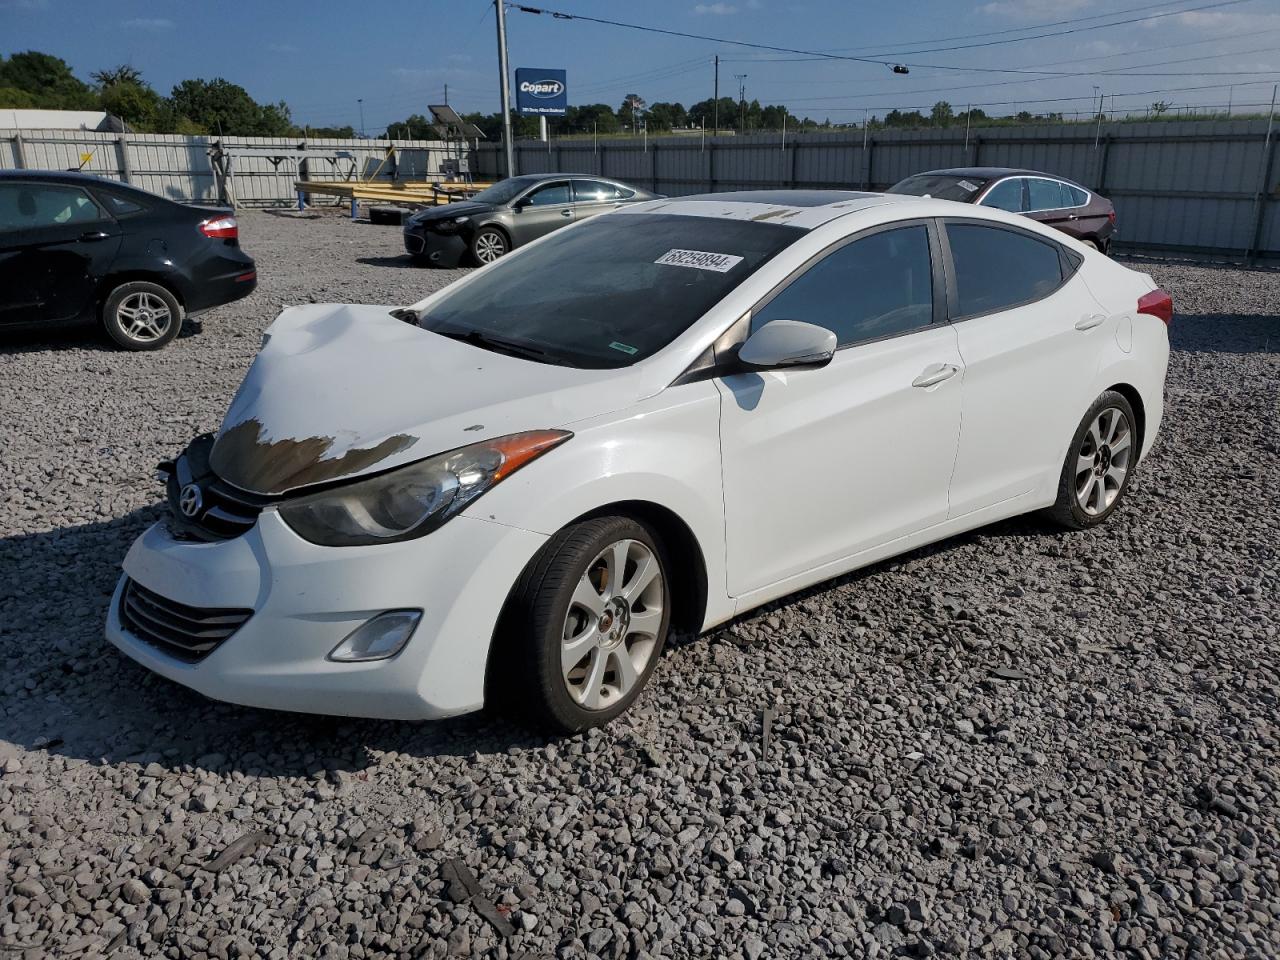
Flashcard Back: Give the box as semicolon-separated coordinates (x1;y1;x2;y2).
357;99;365;138
495;0;515;179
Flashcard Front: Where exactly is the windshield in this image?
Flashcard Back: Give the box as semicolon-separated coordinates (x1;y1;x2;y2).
419;213;803;369
888;174;988;202
468;177;540;206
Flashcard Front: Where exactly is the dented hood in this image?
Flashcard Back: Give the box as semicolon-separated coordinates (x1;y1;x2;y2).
210;303;642;496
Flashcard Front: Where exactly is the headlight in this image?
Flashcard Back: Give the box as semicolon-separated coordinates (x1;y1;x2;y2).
277;430;570;547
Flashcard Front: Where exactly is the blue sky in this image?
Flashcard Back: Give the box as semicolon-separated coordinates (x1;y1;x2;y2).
2;0;1278;131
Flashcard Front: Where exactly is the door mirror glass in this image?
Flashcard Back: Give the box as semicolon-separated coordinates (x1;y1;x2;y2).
738;320;836;371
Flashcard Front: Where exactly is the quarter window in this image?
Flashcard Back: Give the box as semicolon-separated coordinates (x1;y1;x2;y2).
0;182;104;231
100;192;146;215
980;179;1025;213
524;182;572;206
946;223;1064;317
752;225;934;347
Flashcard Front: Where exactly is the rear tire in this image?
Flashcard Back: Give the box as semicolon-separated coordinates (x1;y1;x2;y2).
1046;390;1138;530
102;281;182;351
494;516;671;734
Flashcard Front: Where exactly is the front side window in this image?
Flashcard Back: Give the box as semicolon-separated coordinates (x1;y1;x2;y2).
419;213;802;369
947;223;1064;318
0;182;103;231
525;182;572;206
980;178;1025;213
752;225;934;347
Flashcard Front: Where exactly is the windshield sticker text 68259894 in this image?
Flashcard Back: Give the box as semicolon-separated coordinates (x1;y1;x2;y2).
654;249;745;273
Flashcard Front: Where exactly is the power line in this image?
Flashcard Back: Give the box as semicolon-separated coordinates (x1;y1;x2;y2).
508;0;1254;75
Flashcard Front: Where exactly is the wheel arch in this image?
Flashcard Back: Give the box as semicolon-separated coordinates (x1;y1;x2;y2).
483;498;710;708
98;271;187;314
473;221;513;248
1105;381;1146;458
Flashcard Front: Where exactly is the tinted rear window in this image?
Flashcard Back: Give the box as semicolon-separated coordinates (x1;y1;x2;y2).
420;214;803;368
888;174;988;202
947;223;1064;317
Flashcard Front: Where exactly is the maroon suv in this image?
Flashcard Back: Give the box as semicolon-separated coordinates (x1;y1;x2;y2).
888;167;1116;253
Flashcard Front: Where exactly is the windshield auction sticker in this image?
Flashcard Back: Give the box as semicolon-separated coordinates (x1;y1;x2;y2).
655;249;744;273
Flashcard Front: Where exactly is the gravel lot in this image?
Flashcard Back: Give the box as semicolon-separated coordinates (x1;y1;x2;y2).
1;209;1277;960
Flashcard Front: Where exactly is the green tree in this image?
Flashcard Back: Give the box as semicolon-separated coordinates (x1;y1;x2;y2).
91;65;144;87
565;103;620;134
0;51;96;108
385;114;436;139
686;96;739;131
930;101;954;127
169;78;293;136
0;86;38;108
646;101;687;131
618;93;646;130
100;80;163;130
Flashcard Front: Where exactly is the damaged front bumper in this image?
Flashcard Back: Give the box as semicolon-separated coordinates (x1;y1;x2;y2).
105;508;547;720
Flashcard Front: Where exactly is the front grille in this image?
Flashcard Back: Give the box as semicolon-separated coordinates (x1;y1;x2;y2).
119;579;253;663
163;433;266;542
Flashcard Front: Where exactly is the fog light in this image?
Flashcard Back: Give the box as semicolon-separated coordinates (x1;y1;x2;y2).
327;610;421;663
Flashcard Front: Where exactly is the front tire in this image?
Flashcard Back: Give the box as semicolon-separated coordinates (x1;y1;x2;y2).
470;227;509;265
1046;390;1137;530
102;281;182;350
496;516;671;733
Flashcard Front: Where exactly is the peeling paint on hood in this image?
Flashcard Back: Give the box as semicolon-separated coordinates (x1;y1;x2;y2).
211;303;644;496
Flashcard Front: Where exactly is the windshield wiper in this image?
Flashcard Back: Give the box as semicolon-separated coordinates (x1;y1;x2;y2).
432;328;567;365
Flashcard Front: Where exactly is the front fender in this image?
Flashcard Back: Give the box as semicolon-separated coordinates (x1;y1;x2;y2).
464;382;733;629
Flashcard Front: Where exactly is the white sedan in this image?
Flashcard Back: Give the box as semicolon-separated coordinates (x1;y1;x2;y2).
106;190;1172;732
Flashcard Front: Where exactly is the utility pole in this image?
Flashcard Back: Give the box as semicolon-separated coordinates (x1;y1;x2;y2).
357;99;365;138
1093;87;1104;151
713;56;719;138
495;0;515;179
444;84;449;105
735;74;747;134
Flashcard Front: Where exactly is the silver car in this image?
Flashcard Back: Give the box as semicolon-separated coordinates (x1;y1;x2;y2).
403;174;659;267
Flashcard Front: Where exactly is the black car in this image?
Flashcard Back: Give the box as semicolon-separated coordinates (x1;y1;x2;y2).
403;174;658;268
0;171;257;350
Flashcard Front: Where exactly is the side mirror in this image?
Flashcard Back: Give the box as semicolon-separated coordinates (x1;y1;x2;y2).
513;196;531;210
737;320;836;371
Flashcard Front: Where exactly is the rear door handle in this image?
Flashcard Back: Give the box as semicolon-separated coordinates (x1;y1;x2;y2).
912;363;959;388
560;209;572;218
80;230;112;242
1075;314;1106;331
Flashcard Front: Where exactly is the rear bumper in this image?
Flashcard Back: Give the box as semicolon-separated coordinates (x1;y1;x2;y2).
105;510;547;719
404;226;468;268
183;253;258;315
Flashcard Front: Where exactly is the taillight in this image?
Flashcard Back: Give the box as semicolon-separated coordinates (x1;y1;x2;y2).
1137;288;1173;325
199;215;238;239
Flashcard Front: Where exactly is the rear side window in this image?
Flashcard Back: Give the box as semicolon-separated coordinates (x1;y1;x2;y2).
1028;178;1070;211
0;182;104;231
100;192;146;216
573;180;624;203
1064;183;1088;206
946;223;1064;318
753;225;934;347
980;179;1025;213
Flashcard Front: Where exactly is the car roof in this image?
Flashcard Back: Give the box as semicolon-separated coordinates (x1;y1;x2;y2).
913;166;1081;183
0;169;126;187
618;189;915;230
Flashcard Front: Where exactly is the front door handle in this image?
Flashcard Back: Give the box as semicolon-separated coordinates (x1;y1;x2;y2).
80;230;112;242
560;209;572;218
1075;314;1106;331
912;363;959;388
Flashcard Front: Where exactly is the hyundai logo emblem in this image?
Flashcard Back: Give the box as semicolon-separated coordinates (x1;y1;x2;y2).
179;483;203;518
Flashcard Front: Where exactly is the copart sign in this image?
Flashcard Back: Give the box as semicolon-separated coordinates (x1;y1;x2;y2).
515;68;568;116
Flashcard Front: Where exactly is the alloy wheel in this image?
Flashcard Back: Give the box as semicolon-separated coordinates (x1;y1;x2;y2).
474;232;506;263
561;539;664;711
1074;406;1132;516
116;292;173;343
